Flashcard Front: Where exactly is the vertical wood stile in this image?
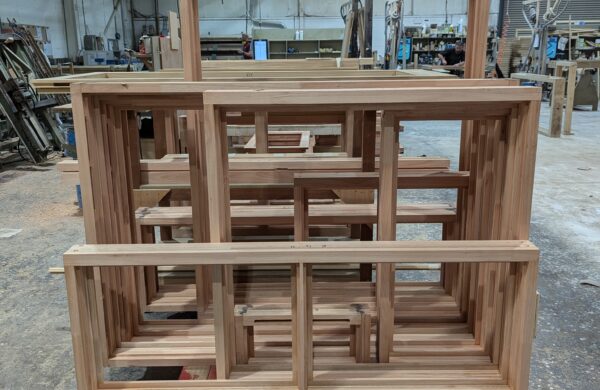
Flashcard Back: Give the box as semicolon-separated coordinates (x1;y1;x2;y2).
203;104;235;378
375;112;399;363
254;111;269;153
293;185;311;389
180;0;211;315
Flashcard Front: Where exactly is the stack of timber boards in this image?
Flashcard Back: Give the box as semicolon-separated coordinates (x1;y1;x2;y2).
62;79;542;390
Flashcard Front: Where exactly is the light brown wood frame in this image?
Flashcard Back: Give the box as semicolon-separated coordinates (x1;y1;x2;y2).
64;79;517;162
32;69;457;94
292;169;469;295
511;73;566;138
57;155;452;187
67;81;541;390
200;86;541;384
552;61;577;135
244;130;313;154
64;240;539;390
131;169;464;315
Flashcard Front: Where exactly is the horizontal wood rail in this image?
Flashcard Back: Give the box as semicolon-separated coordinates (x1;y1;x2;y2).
203;87;541;107
64;240;539;389
58;155;451;172
511;73;566;138
34;74;519;95
136;204;456;228
72;79;517;95
294;171;470;190
64;240;538;267
58;156;452;187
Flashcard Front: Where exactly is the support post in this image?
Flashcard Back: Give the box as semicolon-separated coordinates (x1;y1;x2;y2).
255;111;269;153
293;185;312;389
376;112;399;363
180;0;211;313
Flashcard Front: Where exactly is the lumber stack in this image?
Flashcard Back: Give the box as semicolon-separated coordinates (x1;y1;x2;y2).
62;78;542;390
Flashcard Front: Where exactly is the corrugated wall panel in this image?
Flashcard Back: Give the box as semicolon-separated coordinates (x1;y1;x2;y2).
504;0;600;37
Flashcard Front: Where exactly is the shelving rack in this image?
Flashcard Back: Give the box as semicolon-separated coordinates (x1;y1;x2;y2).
253;28;344;60
408;33;496;66
201;37;244;60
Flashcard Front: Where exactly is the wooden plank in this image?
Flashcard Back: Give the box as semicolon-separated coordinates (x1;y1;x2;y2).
202;87;541;107
63;240;539;267
203;104;235;378
136;203;457;227
254;112;269;154
64;266;100;389
375;112;400;363
549;78;565;138
168;11;180;51
343;111;354;154
294;171;470;190
512;73;564;137
70;79;516;95
508;259;539;389
465;0;491;79
179;0;202;81
553;62;575;136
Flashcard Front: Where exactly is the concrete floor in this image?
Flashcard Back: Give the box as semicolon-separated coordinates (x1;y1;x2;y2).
0;104;599;389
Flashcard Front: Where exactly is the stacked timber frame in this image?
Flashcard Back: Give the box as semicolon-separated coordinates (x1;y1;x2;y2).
64;79;542;390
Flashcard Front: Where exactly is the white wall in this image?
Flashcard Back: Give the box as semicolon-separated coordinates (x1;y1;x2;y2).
0;0;127;59
0;0;501;59
74;0;129;52
196;0;501;57
0;0;67;58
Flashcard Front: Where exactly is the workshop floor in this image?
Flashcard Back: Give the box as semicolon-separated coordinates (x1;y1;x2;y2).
0;104;598;389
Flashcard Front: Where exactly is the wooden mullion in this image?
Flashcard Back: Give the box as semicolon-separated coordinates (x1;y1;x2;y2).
361;111;376;172
179;0;202;81
359;110;376;281
293;185;311;388
515;102;541;239
188;109;210;313
164;110;180;154
204;104;234;378
89;98;109;244
465;0;490;79
473;120;494;345
375;112;399;363
91;267;109;365
508;259;539;389
489;119;510;364
71;93;98;243
65;266;101;390
152;110;174;242
153;110;167;159
107;105;136;343
72;93;112;365
478;120;501;355
254;111;269;154
461;0;490;339
351;110;364;158
212;264;232;379
99;103;118;243
94;101;122;351
343;110;355;154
